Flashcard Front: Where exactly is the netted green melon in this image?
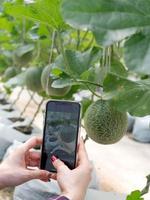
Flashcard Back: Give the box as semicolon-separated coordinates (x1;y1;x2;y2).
25;67;43;93
41;65;71;97
15;52;33;67
2;67;18;82
84;99;127;144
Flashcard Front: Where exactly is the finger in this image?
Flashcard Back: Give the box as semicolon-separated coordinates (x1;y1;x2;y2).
26;151;41;167
77;138;89;165
50;173;57;180
28;151;41;160
51;155;69;172
21;137;42;152
27;159;40;167
28;169;50;180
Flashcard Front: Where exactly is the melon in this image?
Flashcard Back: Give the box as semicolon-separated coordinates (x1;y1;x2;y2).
41;65;70;97
25;67;43;93
84;99;127;144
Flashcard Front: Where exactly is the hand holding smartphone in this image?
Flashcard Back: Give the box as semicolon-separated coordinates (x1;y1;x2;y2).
40;100;81;173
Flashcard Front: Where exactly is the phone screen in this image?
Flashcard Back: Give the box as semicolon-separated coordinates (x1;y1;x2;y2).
40;100;81;172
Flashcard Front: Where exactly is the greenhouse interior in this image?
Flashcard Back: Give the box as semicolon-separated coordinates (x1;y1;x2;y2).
0;0;149;200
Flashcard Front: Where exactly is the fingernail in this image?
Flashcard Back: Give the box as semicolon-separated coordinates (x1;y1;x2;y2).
51;155;57;162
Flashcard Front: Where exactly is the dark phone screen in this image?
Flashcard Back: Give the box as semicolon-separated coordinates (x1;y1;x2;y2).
41;101;81;172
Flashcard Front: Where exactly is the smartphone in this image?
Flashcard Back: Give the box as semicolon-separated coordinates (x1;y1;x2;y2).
40;100;81;173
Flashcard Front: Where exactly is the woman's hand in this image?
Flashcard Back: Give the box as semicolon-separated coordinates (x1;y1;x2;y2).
0;137;50;189
51;138;92;200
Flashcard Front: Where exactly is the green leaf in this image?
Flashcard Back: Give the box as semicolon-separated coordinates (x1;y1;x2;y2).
5;71;27;88
51;55;67;73
0;17;13;32
124;33;150;75
15;44;34;57
111;57;128;77
51;68;63;76
80;65;104;87
52;47;101;78
65;47;101;76
61;0;150;46
51;78;76;88
126;190;143;200
103;73;150;116
5;0;65;29
0;32;10;43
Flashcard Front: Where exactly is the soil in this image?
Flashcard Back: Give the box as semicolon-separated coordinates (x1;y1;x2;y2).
0;99;9;105
3;108;14;112
13;125;33;135
8;117;25;123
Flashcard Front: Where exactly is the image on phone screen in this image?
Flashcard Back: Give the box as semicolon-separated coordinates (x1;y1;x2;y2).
41;101;80;172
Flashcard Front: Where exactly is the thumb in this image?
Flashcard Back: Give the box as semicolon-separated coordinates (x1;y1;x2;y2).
28;169;51;180
51;155;69;172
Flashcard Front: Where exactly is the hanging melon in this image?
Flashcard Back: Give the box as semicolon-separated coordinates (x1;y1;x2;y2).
41;65;70;97
84;99;127;144
25;67;43;93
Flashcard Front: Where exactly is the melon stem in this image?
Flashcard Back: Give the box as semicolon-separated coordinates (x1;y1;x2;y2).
76;30;80;50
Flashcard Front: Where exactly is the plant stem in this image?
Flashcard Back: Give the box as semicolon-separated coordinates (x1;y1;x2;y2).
34;40;41;62
102;47;106;68
57;30;73;76
86;84;102;98
49;30;56;64
28;90;39;105
20;92;35;117
108;46;112;69
141;175;150;196
45;30;57;94
80;30;89;44
84;36;94;51
10;87;23;109
81;124;85;129
76;79;102;88
28;97;44;127
81;124;89;143
76;30;80;50
91;93;94;101
22;18;26;44
54;32;60;54
105;47;109;74
84;134;89;143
